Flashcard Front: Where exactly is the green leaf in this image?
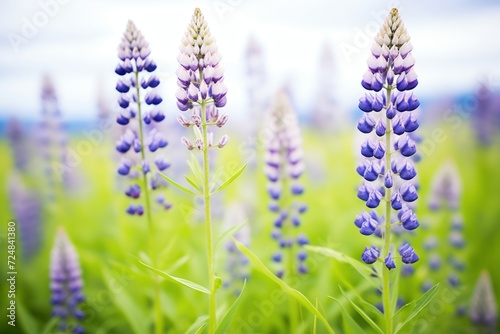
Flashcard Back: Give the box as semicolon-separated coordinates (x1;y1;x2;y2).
339;286;384;334
330;298;366;333
215;221;246;251
159;172;200;196
102;268;147;334
233;239;335;334
40;318;58;334
185;315;209;334
195;323;207;334
17;300;39;334
211;164;247;194
305;245;376;285
214;281;247;334
185;175;202;192
394;284;440;334
138;260;211;295
166;255;190;272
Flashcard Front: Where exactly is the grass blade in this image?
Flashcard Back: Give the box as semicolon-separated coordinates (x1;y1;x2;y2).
195;323;207;334
139;261;210;295
214;281;247;334
233;239;335;334
185;315;209;334
394;284;440;334
215;221;246;251
339;286;384;334
330;297;365;333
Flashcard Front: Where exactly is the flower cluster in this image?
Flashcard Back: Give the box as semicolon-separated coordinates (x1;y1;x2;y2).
266;91;308;278
356;8;420;269
8;175;41;260
470;271;498;330
50;228;85;334
422;162;465;292
6;118;29;172
37;75;69;190
175;8;229;149
114;20;171;215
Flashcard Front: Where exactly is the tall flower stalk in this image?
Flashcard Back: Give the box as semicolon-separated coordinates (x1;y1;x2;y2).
355;8;420;333
265;91;308;330
175;8;228;333
50;227;85;334
114;20;169;334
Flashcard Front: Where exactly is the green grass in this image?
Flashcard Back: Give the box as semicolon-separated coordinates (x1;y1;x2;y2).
0;122;499;334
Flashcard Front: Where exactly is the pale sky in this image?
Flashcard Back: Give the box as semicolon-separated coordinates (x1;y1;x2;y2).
1;0;499;120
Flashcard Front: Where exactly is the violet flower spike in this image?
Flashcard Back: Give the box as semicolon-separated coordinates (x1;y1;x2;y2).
355;8;422;331
114;20;171;214
265;91;308;278
175;8;229;150
50;228;85;334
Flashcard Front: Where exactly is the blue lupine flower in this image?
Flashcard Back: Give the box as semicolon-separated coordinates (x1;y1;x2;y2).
428;161;461;211
470;270;498;329
362;246;380;264
175;8;229;151
114;20;171;214
50;228;85;333
8;175;42;261
265;91;308;277
356;8;420;270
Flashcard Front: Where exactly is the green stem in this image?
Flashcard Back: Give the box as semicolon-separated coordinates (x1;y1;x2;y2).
383;86;393;334
135;71;163;334
201;99;217;333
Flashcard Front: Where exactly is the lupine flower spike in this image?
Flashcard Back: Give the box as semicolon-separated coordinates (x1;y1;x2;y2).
114;20;171;215
266;91;308;278
8;175;42;260
176;8;228;333
114;20;170;334
6;118;29;172
36;75;70;194
50;228;85;334
355;8;421;331
470;271;498;331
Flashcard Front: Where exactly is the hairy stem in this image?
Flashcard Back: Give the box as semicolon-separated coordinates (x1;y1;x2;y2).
201;99;217;333
383;86;393;334
135;71;163;334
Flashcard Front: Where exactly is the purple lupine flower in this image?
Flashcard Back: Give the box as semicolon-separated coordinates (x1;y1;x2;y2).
223;203;251;294
356;8;420;269
50;228;85;333
114;20;171;214
6;118;29;172
8;175;41;261
265;91;308;277
35;75;70;192
428;161;461;211
472;82;500;146
470;271;497;330
175;8;229;149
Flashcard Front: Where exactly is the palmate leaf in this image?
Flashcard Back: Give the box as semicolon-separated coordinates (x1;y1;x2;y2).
185;175;202;192
187;154;203;184
305;245;377;285
211;164;247;194
393;284;440;334
138;261;211;295
159;172;200;196
337;286;384;334
233;239;336;334
214;281;247;334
